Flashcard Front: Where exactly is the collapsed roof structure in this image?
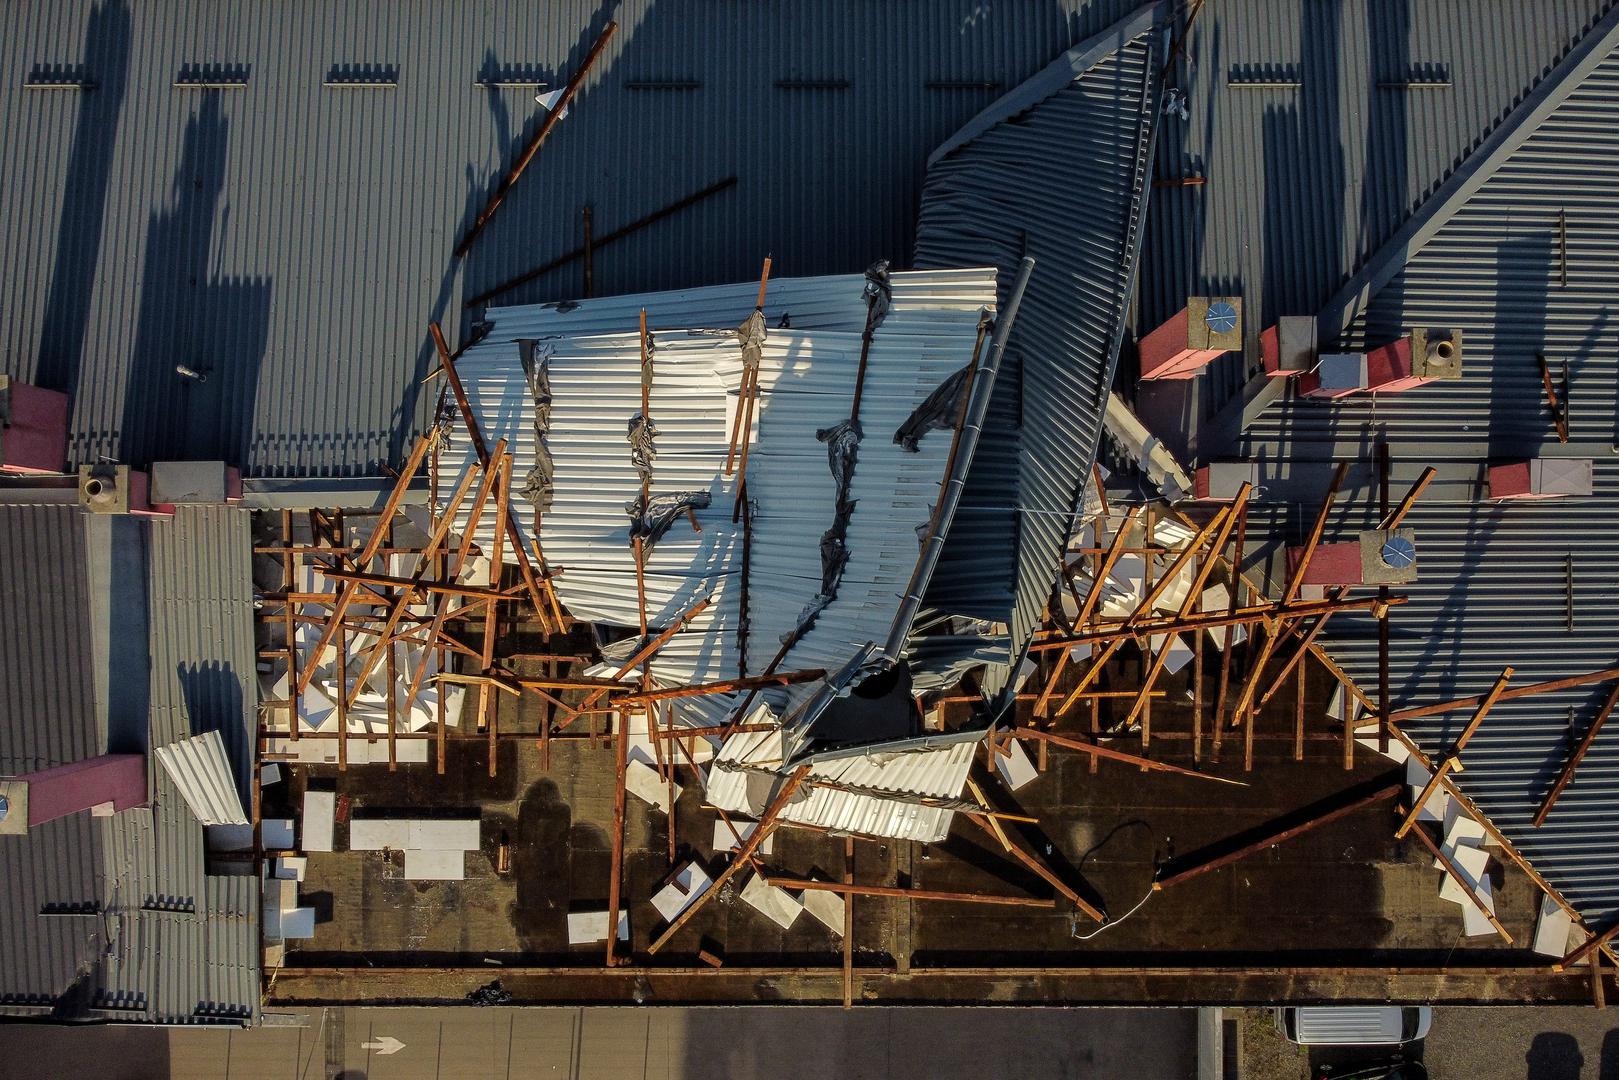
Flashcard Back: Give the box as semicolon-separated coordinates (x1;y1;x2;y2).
6;0;1619;1018
439;266;1020;843
1213;3;1619;928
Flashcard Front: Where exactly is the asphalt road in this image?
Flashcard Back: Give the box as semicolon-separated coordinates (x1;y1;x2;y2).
0;1006;1199;1080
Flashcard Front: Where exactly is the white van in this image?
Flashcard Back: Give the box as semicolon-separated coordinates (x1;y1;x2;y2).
1273;1006;1432;1046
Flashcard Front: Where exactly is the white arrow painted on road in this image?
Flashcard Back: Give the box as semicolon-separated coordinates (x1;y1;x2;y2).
362;1036;406;1056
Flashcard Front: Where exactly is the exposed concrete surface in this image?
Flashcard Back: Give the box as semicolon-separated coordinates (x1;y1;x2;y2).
0;1006;1198;1080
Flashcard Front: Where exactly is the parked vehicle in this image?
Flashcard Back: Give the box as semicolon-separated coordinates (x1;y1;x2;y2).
1274;1006;1432;1046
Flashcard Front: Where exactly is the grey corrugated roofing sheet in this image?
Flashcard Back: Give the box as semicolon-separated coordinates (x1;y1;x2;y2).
1233;15;1619;926
914;3;1163;684
0;0;1132;477
1134;0;1615;460
0;505;99;774
0;504;258;1023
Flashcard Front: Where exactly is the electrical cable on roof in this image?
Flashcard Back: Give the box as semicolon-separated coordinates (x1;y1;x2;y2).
1073;884;1156;940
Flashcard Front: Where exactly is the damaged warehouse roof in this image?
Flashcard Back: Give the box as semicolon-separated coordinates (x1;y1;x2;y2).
8;0;1619;1016
915;2;1163;682
437;265;1025;842
1217;3;1619;927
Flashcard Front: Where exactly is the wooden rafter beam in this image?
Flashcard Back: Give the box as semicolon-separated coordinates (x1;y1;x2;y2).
647;764;812;954
294;434;433;697
1056;506;1237;716
1401;801;1514;944
762;877;1054;909
555;596;715;729
1155;780;1402;890
1011;727;1245;786
613;669;828;705
1534;681;1619;828
1394;667;1513;839
1032;506;1144;718
1030;593;1404;652
1388;665;1619;726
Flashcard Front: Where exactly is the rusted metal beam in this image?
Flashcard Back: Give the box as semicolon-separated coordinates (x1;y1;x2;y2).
454;21;618;257
1534;681;1619;827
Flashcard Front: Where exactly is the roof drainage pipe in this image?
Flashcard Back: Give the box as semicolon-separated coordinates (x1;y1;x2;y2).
881;255;1035;664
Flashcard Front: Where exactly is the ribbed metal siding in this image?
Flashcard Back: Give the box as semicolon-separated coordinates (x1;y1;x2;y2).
1139;0;1614;424
915;17;1161;676
0;505;98;773
1243;45;1619;463
0;0;1126;477
1246;467;1619;923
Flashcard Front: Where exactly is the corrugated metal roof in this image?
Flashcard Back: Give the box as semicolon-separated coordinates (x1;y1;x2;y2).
707;723;982;843
444;270;997;718
0;504;99;773
0;504;258;1023
1233;18;1619;926
914;3;1163;688
0;0;1130;477
1135;0;1616;459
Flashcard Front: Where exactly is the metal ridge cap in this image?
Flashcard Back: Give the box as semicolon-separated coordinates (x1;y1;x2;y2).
925;0;1169;168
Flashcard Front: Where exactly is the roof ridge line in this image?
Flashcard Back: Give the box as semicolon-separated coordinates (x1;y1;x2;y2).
1315;0;1619;342
925;0;1169;168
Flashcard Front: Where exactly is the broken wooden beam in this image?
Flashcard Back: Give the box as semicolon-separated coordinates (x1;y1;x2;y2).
612;668;827;705
1401;801;1514;944
454;21;619;257
1011;727;1245;786
1388;665;1619;726
962;812;1104;922
1534;680;1619;828
763;877;1054;909
647;765;811;954
1155;779;1402;890
1394;667;1514;840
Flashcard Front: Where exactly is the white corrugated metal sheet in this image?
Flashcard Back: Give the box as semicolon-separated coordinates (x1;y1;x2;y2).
154;730;247;826
442;269;997;720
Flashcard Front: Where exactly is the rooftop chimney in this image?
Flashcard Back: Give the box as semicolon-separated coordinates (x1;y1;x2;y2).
78;463;171;517
0;754;148;836
1259;316;1316;377
1489;458;1593;500
1287;529;1418;586
1194;461;1262;501
0;375;69;475
1139;297;1243;381
1300;329;1462;398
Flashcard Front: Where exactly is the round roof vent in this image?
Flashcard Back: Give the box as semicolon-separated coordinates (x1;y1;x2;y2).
1204;301;1238;335
1380;535;1416;569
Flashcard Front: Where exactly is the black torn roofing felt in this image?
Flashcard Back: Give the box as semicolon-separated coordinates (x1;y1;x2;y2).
624;490;712;553
894;363;971;453
517;339;555;516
